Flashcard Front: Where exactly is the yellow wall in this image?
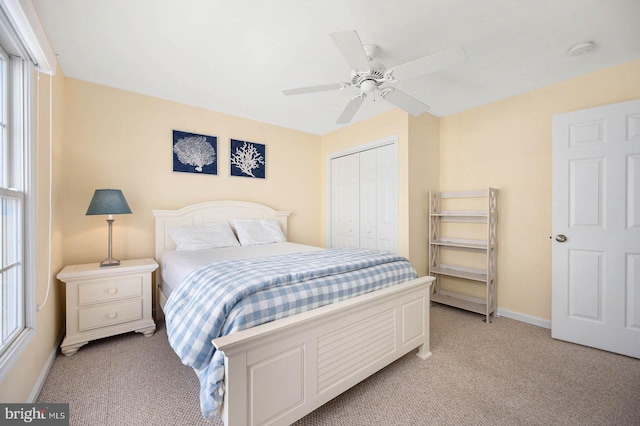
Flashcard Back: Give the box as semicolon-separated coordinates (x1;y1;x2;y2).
439;59;640;320
408;113;440;276
62;79;322;266
0;68;66;401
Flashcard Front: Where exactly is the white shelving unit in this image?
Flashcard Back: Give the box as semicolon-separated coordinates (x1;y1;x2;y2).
428;189;498;323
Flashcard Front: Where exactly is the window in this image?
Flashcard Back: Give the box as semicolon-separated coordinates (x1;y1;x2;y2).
0;0;56;380
0;18;37;379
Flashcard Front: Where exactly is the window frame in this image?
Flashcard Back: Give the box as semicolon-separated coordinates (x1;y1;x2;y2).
0;22;36;382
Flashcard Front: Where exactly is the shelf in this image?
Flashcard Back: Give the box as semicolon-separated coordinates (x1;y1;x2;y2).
431;293;490;316
430;210;487;217
430;265;487;282
430;238;487;250
439;189;491;199
429;188;498;322
430;210;488;223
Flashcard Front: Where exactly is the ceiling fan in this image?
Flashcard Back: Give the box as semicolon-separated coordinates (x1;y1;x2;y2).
283;30;466;124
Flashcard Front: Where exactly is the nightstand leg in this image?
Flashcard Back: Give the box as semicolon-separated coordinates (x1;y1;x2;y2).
61;341;88;356
136;324;156;337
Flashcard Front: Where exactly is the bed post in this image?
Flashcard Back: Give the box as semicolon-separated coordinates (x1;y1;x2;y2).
222;352;248;426
416;283;432;360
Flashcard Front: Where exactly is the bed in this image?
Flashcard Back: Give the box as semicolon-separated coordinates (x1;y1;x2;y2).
153;200;434;426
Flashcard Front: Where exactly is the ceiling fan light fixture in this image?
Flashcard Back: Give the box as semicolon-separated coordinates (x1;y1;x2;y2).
360;79;378;94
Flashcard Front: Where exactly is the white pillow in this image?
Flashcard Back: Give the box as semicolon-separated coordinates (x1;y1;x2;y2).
170;221;240;251
232;219;286;246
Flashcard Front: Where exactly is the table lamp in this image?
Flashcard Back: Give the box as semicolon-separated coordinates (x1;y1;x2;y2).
86;189;132;267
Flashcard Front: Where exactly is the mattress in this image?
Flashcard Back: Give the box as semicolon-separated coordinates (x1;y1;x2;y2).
159;241;323;298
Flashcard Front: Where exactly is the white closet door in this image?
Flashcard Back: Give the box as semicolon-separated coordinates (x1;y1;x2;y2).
375;143;398;253
331;153;359;248
359;149;378;249
329;139;399;253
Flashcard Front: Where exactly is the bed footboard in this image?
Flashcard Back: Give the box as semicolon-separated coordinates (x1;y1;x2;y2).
213;276;434;426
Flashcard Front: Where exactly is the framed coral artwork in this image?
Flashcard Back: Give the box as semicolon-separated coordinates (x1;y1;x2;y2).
172;130;217;175
230;139;266;179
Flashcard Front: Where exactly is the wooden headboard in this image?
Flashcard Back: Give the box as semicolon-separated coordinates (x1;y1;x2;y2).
152;200;291;261
152;200;291;318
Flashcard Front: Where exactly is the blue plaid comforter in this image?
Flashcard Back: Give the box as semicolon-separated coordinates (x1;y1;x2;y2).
164;248;417;419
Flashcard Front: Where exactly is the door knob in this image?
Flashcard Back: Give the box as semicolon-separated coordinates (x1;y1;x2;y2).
555;234;567;242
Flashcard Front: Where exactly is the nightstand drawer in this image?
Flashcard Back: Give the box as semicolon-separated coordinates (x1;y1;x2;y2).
78;276;142;305
78;299;143;331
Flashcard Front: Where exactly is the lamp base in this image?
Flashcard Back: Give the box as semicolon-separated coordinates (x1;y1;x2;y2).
100;257;121;267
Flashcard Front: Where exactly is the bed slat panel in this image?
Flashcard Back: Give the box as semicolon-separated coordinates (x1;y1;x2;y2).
317;309;396;392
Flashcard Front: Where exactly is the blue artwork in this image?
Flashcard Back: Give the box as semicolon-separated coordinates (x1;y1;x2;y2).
230;139;266;179
173;130;217;175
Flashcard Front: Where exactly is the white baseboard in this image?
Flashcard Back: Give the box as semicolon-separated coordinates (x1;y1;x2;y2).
496;308;551;329
28;330;64;403
436;290;551;329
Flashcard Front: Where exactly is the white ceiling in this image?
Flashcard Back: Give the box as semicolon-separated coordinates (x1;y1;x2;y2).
32;0;640;135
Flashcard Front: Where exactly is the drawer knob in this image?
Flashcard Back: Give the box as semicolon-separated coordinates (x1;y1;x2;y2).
107;288;118;294
107;312;118;319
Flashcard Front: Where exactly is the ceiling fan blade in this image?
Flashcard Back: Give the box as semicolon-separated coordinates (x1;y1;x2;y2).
389;46;466;81
381;89;430;116
283;83;348;96
336;95;366;124
329;30;371;71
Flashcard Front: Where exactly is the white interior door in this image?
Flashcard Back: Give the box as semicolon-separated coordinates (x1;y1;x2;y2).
552;98;640;358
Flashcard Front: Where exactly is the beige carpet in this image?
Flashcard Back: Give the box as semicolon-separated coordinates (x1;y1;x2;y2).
37;304;640;425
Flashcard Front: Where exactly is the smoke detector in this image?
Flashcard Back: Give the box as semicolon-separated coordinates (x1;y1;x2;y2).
567;41;595;57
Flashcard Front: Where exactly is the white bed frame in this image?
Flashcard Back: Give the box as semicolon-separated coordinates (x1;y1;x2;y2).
153;201;434;426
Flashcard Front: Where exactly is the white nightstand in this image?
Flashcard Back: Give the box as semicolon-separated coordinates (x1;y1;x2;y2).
57;258;158;356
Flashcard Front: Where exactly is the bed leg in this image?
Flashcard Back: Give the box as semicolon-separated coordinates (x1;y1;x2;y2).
416;343;432;360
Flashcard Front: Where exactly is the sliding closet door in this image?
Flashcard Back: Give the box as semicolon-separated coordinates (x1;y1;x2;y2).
331;153;360;248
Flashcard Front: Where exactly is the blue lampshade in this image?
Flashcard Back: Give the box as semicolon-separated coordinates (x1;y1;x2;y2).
86;189;132;216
